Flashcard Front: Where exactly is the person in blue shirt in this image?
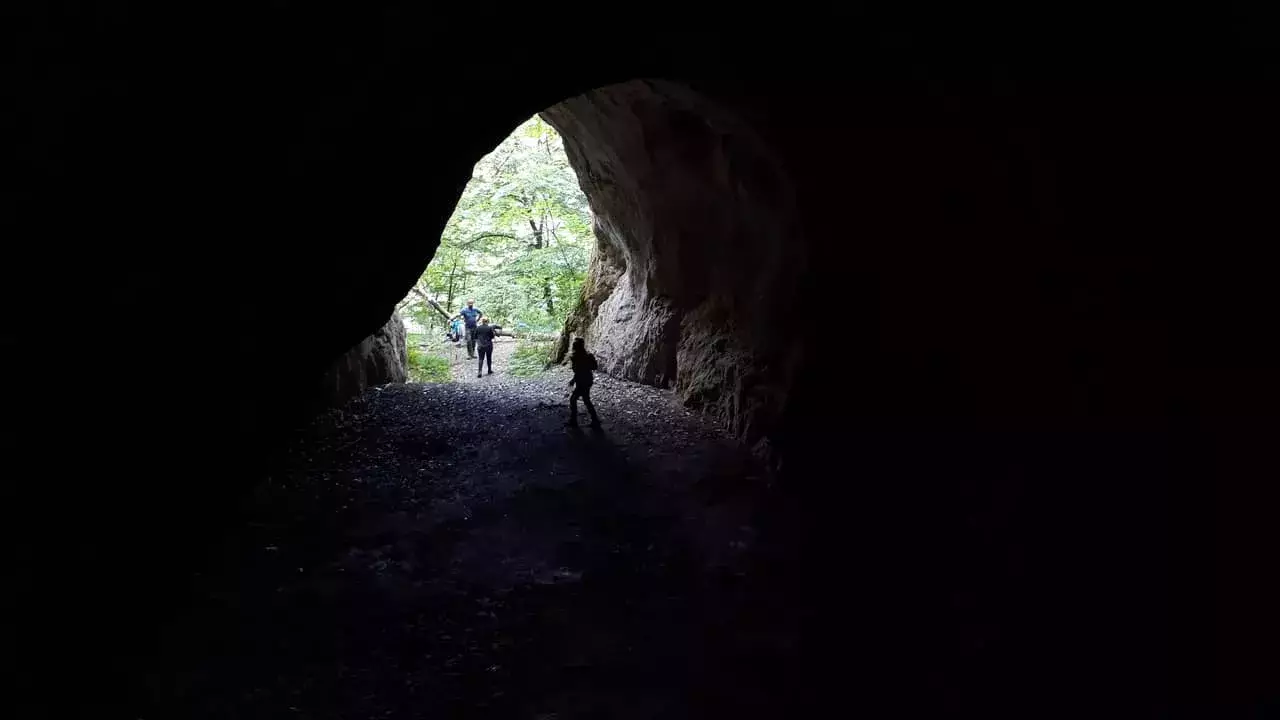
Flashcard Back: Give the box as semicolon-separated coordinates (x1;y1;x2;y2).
447;316;463;343
456;299;483;359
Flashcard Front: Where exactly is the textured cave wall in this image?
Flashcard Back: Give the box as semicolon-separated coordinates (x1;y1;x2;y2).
543;80;805;455
320;311;406;408
8;8;1280;715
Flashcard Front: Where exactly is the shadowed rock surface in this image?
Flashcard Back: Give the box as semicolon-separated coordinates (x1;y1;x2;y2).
545;80;804;455
8;11;1279;718
321;312;408;407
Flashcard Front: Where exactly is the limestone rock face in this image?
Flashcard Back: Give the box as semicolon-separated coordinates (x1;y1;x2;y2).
544;80;806;454
321;312;407;408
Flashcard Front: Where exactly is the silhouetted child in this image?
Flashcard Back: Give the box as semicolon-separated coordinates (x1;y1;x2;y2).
567;337;600;427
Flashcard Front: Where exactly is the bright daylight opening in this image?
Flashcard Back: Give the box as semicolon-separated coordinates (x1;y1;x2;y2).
396;115;593;382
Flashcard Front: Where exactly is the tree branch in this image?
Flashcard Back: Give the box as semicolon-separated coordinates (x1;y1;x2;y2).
414;292;453;323
458;232;517;249
489;145;517;178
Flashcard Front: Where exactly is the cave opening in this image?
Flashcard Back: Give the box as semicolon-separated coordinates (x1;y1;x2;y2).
132;80;805;717
395;113;595;384
336;77;798;453
13;12;1275;715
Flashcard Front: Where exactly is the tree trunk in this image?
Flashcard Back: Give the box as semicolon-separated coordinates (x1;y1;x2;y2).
426;299;452;323
529;218;543;249
411;290;453;323
494;329;558;341
444;258;458;312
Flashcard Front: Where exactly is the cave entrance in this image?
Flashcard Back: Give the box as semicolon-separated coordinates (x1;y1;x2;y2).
395;115;594;383
149;88;791;716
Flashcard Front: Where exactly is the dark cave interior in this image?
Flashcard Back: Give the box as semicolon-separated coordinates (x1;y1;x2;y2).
6;8;1279;717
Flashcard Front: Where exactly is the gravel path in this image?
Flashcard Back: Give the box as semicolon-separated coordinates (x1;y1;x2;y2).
143;369;789;718
444;336;520;383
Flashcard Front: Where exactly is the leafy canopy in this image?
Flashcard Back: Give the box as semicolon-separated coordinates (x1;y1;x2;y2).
400;115;594;334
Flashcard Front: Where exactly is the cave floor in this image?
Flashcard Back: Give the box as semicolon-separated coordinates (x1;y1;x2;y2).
143;369;792;718
445;335;518;383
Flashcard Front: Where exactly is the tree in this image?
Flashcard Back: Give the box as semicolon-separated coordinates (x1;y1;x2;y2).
398;115;594;334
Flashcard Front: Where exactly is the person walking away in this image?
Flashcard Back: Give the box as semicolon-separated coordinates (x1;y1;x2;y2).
473;316;500;377
567;337;601;427
459;299;483;358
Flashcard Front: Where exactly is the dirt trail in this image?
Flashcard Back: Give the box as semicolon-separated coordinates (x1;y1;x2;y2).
142;368;791;718
441;335;520;383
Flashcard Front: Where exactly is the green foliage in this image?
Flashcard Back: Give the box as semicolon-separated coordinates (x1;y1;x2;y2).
507;341;555;378
406;344;451;383
408;304;443;333
398;115;593;334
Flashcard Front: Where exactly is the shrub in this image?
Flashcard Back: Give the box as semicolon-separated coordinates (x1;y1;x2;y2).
507;341;554;378
406;345;451;383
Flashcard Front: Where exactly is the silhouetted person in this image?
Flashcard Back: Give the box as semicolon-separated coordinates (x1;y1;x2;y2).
458;299;483;359
473;316;500;377
567;337;600;427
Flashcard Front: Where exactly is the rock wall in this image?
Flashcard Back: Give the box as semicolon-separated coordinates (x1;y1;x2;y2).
320;312;406;407
11;11;1279;713
544;80;805;455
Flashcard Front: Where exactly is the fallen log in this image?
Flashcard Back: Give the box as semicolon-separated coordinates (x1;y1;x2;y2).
424;297;453;323
494;330;559;342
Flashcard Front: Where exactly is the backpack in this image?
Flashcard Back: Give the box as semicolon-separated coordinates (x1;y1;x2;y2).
573;352;597;376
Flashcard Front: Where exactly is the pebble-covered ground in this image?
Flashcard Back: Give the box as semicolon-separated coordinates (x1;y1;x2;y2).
438;335;520;383
141;368;794;718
